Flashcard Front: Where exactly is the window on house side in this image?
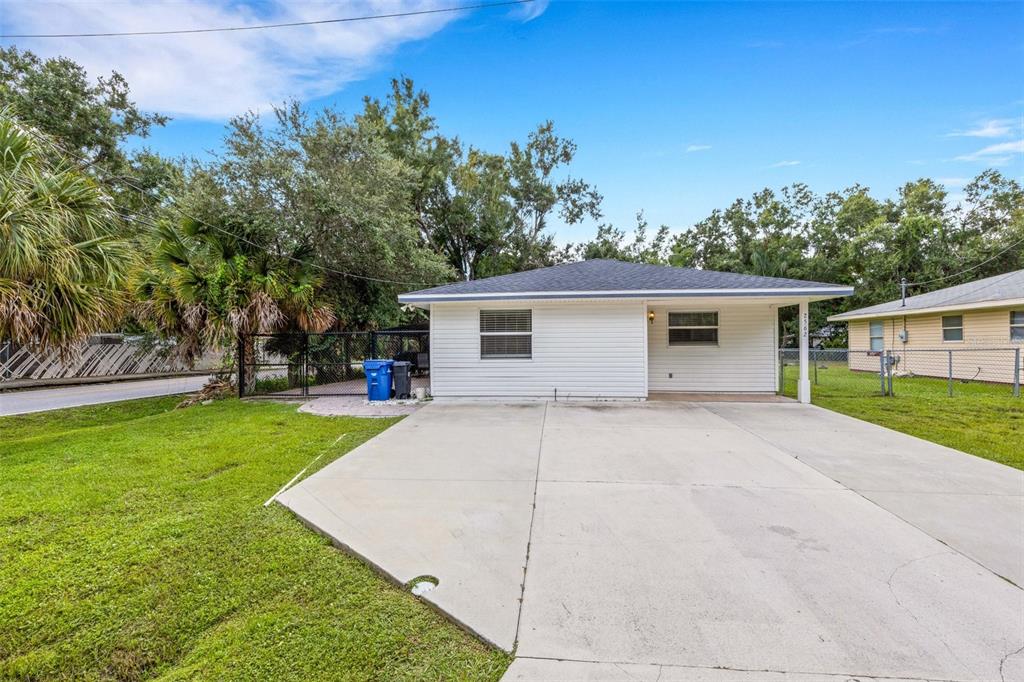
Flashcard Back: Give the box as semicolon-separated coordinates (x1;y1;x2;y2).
1011;311;1024;343
941;315;964;342
668;311;719;345
869;321;884;351
480;310;532;359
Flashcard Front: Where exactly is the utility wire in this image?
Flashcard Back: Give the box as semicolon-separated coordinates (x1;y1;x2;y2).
905;231;1024;288
17;119;446;288
0;0;533;38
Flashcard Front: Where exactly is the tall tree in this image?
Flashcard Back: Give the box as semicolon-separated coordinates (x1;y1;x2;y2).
358;78;602;280
0;110;131;351
572;212;670;263
0;47;180;227
179;102;453;329
665;173;1023;346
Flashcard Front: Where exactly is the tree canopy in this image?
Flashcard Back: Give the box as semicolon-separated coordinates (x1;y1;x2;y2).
0;111;132;350
570;172;1024;344
2;49;1022;356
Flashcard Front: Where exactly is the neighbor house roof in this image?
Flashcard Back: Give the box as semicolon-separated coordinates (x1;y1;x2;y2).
829;269;1024;322
398;259;853;303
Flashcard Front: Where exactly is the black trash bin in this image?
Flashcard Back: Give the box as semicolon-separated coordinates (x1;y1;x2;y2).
392;361;412;399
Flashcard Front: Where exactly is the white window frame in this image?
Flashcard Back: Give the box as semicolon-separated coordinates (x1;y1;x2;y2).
869;321;884;351
1011;310;1024;343
667;310;719;346
479;309;532;360
941;315;964;343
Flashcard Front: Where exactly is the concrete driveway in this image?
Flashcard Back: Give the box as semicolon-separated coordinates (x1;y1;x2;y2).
277;401;1024;681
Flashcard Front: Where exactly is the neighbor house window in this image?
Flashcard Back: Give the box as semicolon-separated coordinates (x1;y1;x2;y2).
480;310;532;359
668;311;718;345
1011;311;1024;343
942;315;964;342
869;321;884;351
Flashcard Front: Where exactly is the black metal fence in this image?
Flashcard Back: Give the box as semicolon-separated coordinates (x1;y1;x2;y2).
239;331;429;399
780;347;1022;399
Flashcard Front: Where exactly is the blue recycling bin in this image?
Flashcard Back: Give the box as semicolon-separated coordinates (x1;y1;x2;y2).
364;359;394;401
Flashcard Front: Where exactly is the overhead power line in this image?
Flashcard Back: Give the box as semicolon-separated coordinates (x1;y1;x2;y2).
905;232;1024;288
0;0;534;38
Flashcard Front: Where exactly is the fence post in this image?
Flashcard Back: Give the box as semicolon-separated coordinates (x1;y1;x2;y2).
947;350;953;397
1014;348;1021;398
302;333;309;398
237;334;245;399
813;350;818;385
879;353;887;396
370;331;377;359
886;350;894;397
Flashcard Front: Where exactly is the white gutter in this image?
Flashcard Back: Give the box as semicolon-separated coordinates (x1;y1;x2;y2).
399;287;854;303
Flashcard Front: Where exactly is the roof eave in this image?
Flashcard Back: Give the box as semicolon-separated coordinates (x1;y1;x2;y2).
828;296;1024;322
398;287;854;304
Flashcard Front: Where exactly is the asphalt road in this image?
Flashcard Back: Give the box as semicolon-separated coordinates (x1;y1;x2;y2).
0;376;212;416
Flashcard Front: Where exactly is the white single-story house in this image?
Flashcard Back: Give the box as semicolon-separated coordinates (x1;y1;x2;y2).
398;259;853;403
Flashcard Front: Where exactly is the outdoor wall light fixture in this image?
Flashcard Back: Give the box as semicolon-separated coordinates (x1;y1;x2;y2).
648;311;655;324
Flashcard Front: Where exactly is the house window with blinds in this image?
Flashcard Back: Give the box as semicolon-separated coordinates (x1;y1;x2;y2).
668;311;719;346
480;310;532;359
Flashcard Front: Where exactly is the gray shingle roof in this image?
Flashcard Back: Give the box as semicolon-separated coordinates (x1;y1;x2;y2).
398;259;852;302
830;269;1024;320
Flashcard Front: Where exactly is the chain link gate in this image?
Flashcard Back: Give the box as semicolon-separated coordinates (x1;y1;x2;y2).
238;331;429;399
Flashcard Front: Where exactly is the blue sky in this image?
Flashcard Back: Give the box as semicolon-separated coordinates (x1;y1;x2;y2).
5;1;1023;245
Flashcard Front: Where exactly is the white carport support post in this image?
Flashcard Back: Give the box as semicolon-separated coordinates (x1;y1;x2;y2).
798;300;811;404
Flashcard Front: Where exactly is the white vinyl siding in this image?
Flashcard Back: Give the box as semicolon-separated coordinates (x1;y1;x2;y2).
430;300;646;398
647;303;776;393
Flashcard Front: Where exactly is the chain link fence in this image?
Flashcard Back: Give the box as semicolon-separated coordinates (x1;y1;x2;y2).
780;347;1023;399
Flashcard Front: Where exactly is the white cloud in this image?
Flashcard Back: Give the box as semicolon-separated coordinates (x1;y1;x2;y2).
685;144;711;153
935;177;970;187
768;160;800;168
954;140;1024;163
947;119;1015;138
4;1;542;119
513;0;549;21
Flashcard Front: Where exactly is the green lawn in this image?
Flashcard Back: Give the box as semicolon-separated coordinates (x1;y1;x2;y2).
782;363;1023;470
0;398;510;681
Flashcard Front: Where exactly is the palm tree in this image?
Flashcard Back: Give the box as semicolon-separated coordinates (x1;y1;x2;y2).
0;109;131;351
134;215;335;388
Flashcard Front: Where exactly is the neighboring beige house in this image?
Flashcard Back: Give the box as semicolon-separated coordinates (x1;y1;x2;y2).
829;269;1024;383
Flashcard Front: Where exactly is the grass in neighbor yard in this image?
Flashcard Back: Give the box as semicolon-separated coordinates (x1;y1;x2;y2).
0;398;510;681
782;363;1023;470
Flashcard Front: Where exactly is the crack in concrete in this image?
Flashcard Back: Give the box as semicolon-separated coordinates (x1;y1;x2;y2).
512;400;548;651
1000;643;1024;682
513;654;969;681
885;551;976;678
